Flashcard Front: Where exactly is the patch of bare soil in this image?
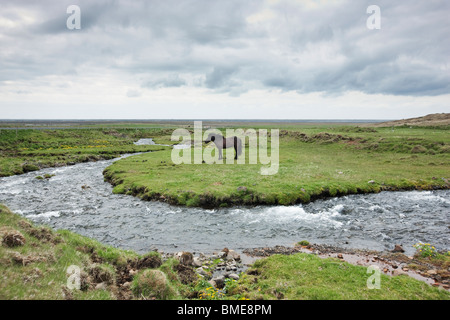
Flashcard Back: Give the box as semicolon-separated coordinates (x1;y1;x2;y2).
131;255;162;270
115;255;163;286
174;263;197;284
9;251;56;266
18;220;63;244
88;264;115;285
1;230;26;247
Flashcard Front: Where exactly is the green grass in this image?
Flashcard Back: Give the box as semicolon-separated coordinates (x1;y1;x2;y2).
231;253;449;300
0;204;138;299
0;128;173;177
103;125;450;207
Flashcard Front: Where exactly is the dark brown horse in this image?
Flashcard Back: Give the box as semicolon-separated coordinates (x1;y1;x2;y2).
204;133;242;160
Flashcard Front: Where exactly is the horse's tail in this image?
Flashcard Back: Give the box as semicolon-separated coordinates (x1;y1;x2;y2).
236;137;242;156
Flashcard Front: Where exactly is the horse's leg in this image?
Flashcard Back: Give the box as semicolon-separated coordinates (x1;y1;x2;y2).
234;137;238;159
218;147;222;160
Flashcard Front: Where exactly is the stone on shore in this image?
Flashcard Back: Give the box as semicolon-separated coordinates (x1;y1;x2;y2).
228;273;240;281
426;270;437;275
227;249;241;261
95;282;108;290
392;269;407;276
175;251;194;265
192;257;202;267
211;275;225;288
196;267;208;276
392;244;405;253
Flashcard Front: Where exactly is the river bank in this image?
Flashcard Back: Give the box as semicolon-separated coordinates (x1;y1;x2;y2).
158;241;450;292
1;204;449;300
242;243;450;290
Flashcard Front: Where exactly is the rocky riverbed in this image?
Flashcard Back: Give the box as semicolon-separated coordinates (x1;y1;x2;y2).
158;242;449;292
159;248;247;290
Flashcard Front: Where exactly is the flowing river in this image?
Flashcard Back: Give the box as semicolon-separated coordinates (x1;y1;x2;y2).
0;149;449;256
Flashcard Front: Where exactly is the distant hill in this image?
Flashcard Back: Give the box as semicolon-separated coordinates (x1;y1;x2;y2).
370;113;450;127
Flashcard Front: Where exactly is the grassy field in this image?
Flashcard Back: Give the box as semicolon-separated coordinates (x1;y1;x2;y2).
0;128;174;177
103;124;450;207
1;204;449;300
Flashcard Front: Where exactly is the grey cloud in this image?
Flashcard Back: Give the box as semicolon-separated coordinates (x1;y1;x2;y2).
204;66;238;89
1;0;449;97
250;1;450;96
142;74;186;88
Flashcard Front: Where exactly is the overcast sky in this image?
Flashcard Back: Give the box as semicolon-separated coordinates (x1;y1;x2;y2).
0;0;449;119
